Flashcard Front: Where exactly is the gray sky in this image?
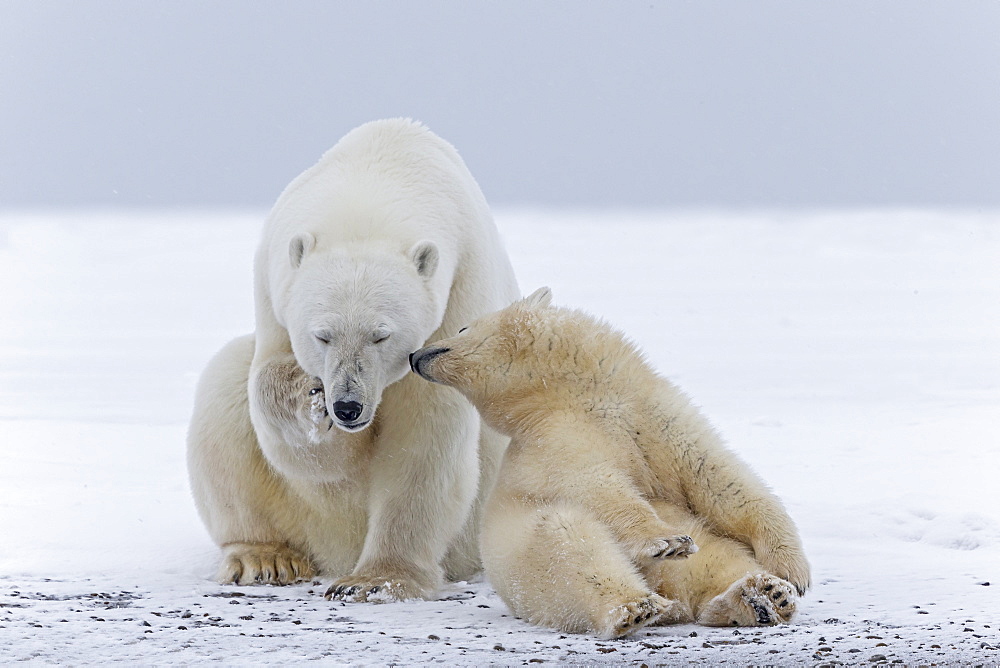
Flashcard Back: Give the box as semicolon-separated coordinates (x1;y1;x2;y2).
2;1;998;209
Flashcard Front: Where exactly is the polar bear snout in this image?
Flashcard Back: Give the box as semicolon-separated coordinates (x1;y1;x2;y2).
328;395;371;431
409;347;451;383
332;400;363;424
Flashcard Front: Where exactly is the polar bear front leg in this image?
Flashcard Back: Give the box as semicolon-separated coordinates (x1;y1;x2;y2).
188;335;318;586
676;442;811;595
604;499;698;566
540;423;699;566
750;533;812;596
482;497;677;638
249;351;333;448
246;293;340;458
325;378;481;602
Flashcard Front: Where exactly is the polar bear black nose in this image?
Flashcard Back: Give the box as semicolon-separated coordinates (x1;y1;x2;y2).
333;401;363;423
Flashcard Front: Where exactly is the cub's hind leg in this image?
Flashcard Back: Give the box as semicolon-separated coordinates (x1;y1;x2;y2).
697;572;797;626
482;498;676;639
644;501;799;626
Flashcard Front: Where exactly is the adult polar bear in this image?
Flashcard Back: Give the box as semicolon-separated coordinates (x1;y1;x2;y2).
187;119;519;602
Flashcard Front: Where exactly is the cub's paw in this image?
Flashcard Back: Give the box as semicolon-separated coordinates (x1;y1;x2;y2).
755;542;811;595
698;573;798;627
324;575;430;603
218;542;316;586
600;593;675;639
637;535;698;562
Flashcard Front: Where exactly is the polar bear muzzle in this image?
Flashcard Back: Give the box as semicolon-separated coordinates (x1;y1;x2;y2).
409;347;451;383
332;400;363;424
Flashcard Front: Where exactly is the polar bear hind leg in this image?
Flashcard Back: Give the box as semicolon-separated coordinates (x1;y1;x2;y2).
483;499;676;639
219;541;316;585
645;501;799;626
697;572;798;626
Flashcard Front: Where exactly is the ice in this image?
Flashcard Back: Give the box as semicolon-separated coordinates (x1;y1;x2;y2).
0;208;998;663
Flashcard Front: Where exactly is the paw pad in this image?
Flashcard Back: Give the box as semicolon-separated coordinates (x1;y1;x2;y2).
648;535;698;559
604;594;674;638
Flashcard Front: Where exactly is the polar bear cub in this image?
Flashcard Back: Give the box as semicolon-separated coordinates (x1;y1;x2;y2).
410;288;811;638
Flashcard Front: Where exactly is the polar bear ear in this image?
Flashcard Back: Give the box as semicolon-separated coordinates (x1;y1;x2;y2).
522;286;553;309
409;240;439;279
289;233;316;269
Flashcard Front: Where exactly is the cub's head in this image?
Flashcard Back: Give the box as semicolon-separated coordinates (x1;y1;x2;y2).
409;287;554;430
284;233;445;432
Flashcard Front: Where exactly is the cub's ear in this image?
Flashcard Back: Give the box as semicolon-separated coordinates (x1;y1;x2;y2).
409;240;439;278
522;286;553;308
289;233;316;269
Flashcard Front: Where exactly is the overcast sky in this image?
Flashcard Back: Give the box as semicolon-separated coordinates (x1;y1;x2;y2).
1;1;998;209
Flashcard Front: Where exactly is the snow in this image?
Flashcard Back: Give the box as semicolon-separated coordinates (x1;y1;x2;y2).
1;209;998;664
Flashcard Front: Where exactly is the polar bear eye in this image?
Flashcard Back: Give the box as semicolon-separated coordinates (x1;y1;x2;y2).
314;332;332;345
458;327;468;334
372;327;391;344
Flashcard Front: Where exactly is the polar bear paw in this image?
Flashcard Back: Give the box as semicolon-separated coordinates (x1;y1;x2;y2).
324;574;430;603
634;534;698;563
697;573;798;627
253;359;335;444
753;540;812;595
304;384;334;442
218;542;316;586
600;593;675;639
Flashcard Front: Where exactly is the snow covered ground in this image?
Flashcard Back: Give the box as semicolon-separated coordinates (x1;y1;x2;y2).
1;209;997;665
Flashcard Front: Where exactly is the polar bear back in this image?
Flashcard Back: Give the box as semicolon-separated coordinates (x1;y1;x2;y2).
260;118;516;335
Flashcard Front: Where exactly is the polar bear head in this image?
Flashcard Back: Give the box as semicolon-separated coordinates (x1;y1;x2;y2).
284;233;444;432
409;287;557;433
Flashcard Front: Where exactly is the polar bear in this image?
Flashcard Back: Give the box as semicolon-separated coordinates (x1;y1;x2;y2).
187;119;520;602
410;287;811;637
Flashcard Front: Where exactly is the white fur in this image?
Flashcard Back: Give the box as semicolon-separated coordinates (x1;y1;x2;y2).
411;288;811;636
187;119;519;601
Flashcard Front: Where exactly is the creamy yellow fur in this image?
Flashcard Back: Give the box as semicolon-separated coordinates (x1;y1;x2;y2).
411;287;810;637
